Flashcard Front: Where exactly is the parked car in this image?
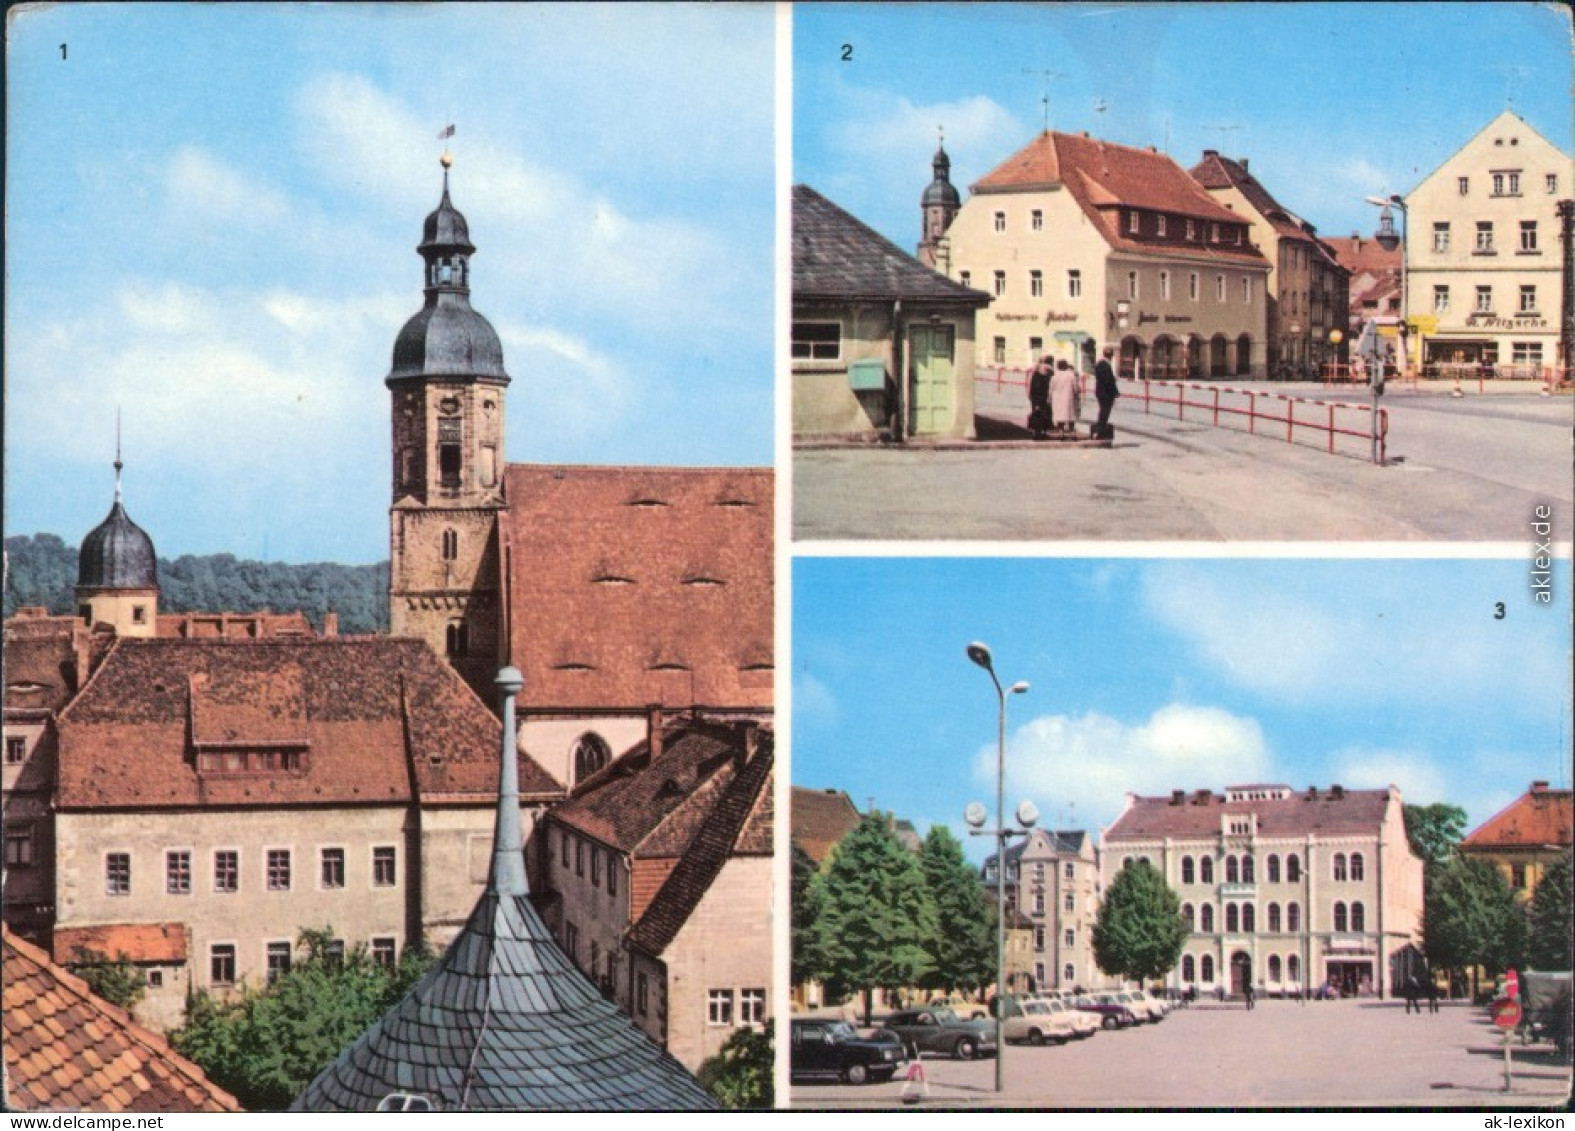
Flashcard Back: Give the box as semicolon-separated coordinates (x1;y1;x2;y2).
928;994;989;1020
1117;990;1166;1023
1005;999;1099;1045
1070;993;1140;1029
790;1018;905;1085
881;1007;998;1060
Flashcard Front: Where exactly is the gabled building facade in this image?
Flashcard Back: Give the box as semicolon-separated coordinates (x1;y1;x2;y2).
1190;151;1350;376
541;719;773;1072
1403;109;1571;377
793;183;991;442
940;131;1271;380
1459;780;1573;904
1103;784;1424;999
984;828;1103;993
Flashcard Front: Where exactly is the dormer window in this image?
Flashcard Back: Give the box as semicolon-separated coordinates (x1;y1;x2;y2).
1127;211;1140;234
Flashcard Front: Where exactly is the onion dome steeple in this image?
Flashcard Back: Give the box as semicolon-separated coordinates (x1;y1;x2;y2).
77;446;157;592
387;156;509;382
921;143;961;210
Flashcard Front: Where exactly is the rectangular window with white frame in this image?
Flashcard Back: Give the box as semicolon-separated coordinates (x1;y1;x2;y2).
993;270;1006;297
265;941;292;985
1215;274;1225;301
1031;209;1043;230
1475;285;1492;312
214;849;239;893
1185;218;1197;241
1458;176;1469;195
266;848;291;892
994;211;1006;232
371;937;397;967
1128;211;1140;234
166;849;192;895
1242;277;1252;304
1127;271;1139;300
320;847;345;889
708;988;735;1026
1160;271;1171;300
373;846;397;888
740;988;767;1026
959;270;971;288
1548;173;1559;194
1520;220;1538;252
790;322;840;361
5;827;35;868
1189;272;1199;301
1157;215;1167;237
1475;221;1494;252
1433;285;1449;313
106;852;131;896
993;337;1006;364
210;942;236;985
1492;172;1505;196
4;735;25;764
1519;285;1537;313
1511;341;1543;365
1029;269;1043;298
1067;269;1081;298
1432;222;1450;252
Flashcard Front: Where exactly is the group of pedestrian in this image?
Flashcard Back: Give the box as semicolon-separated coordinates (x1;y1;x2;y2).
1027;346;1121;441
1403;974;1440;1014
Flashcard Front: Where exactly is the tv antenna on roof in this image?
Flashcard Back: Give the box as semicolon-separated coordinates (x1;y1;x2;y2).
1022;68;1067;133
1495;63;1533;107
1203;123;1243;152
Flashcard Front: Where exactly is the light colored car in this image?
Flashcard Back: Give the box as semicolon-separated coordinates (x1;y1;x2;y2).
1126;989;1169;1021
1003;999;1087;1046
927;995;989;1021
1107;991;1164;1023
1039;998;1100;1039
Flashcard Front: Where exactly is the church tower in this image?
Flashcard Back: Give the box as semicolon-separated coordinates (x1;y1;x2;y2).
387;156;510;697
918;141;961;270
76;444;158;637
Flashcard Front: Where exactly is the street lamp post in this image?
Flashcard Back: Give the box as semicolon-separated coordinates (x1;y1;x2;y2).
1366;194;1408;464
965;642;1029;1095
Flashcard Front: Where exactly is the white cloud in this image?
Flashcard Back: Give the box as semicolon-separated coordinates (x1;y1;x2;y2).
982;704;1271;830
168;147;291;223
1328;747;1449;806
793;672;840;731
836;92;1021;167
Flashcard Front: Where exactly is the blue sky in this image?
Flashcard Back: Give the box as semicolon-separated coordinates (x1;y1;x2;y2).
5;3;774;565
794;2;1571;253
793;558;1571;862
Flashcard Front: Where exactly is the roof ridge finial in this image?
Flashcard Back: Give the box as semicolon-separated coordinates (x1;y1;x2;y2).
114;409;124;504
489;666;529;897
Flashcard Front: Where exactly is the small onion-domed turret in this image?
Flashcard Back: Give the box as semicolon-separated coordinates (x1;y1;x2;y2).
78;463;157;592
922;144;961;210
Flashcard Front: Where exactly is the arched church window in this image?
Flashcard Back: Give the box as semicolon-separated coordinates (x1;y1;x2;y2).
445;621;468;658
442;529;459;561
573;733;612;783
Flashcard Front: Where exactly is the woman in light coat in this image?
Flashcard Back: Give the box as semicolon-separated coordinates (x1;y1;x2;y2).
1050;360;1080;434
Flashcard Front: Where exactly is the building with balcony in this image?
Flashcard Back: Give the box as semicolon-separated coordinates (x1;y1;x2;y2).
983;828;1104;993
1402;109;1570;378
1102;784;1424;999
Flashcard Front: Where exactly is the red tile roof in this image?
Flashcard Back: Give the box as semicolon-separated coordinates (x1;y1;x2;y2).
3;926;242;1112
1462;784;1573;850
627;732;773;956
54;637;559;810
1190;151;1321;245
791;786;861;865
52;923;188;966
501;465;772;712
1104;786;1395;841
972;131;1267;266
157;610;316;639
550;722;764;859
3;613;106;714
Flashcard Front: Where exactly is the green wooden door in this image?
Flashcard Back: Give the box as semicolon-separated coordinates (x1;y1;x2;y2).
909;324;956;435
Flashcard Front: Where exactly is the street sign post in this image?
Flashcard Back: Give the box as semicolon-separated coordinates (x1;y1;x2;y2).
1492;996;1522;1092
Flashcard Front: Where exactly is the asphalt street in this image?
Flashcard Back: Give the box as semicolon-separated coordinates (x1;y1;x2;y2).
792;382;1573;543
789;999;1572;1109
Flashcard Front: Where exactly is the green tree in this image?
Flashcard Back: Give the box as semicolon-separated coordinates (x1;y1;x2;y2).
916;825;994;995
1403;803;1468;873
67;948;147;1011
1526;856;1572;971
1422;855;1527;996
697;1025;773;1110
171;926;437;1111
1092;860;1187;984
806;815;937;1022
790;840;821;987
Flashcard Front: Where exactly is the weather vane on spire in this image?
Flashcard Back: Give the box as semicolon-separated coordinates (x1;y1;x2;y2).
438;123;456;169
114;408;124;503
1021;68;1066;134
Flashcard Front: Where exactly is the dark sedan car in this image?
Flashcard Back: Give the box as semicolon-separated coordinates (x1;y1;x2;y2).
790;1019;905;1085
1070;994;1140;1029
880;1007;999;1060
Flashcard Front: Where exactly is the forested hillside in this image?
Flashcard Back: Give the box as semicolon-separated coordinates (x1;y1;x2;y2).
3;533;389;635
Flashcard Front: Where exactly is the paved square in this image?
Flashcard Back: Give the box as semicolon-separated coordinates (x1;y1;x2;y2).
789;1000;1573;1109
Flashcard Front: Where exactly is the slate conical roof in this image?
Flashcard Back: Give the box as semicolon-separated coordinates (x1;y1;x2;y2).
292;668;717;1112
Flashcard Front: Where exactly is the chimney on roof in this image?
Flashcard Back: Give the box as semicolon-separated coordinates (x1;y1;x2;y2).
1331;784;1344;799
1308;785;1318;798
1240;157;1249;171
1193;789;1211;805
1171;789;1185;805
15;606;47;619
322;612;338;637
647;705;665;763
1203;148;1218;157
1531;780;1549;793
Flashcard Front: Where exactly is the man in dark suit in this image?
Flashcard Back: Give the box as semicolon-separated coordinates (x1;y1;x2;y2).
1094;346;1121;440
